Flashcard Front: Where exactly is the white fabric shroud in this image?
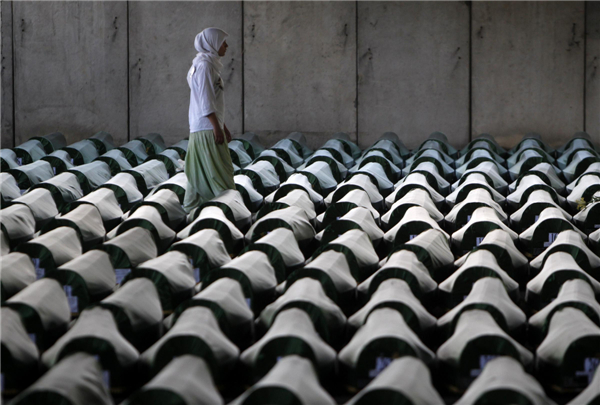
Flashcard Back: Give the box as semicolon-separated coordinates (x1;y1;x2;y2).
13;352;114;405
345;357;444;405
454;357;557;405
230;355;336;405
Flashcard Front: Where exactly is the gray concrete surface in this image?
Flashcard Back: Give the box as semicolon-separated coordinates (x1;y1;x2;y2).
357;1;470;150
1;2;598;150
243;1;357;150
128;1;242;146
586;2;600;145
1;1;13;148
12;2;128;146
472;2;585;149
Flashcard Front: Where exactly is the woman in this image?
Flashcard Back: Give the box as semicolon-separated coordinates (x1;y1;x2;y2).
183;27;236;212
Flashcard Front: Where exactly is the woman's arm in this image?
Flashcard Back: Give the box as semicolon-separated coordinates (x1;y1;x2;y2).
207;113;226;145
223;123;232;143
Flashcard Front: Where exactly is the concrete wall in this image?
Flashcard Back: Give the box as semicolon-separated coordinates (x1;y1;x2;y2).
11;2;128;146
587;2;600;144
472;2;586;148
357;2;470;149
1;1;598;150
1;1;13;148
244;1;356;150
129;1;242;146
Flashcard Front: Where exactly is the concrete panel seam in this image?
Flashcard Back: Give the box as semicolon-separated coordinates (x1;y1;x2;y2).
355;0;358;145
11;1;15;147
583;0;586;131
468;0;472;142
127;0;130;142
241;0;245;134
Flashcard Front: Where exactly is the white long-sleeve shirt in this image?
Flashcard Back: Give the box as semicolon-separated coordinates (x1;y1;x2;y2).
187;61;225;132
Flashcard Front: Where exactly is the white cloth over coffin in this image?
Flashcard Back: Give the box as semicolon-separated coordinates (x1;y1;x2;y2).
36;172;84;204
132;355;223;405
10;160;54;186
385;206;448;244
259;278;346;332
11;188;58;227
339;308;434;367
253;228;305;268
69;161;112;190
526;252;600;298
102;227;158;267
345;357;444;405
325;174;384;208
438;277;526;332
359;250;437;295
55;203;106;245
171;229;231;268
103;173;144;204
101;278;163;332
246;206;315;244
437;309;533;367
386;173;444;209
0;253;37;298
178;206;243;243
454;356;557;405
14;352;113;405
1;172;21;202
1;203;36;242
75;188;123;227
42;306;139;368
6;279;70;332
510;190;571;228
452;162;508;192
323;229;379;271
567;175;600;208
451;207;518;248
221;250;278;295
57;250;115;298
529;279;600;333
454;229;527;270
304;250;356;294
440;250;519;296
536;307;600;367
191;278;254;331
317;207;383;244
1;307;39;372
446;174;506;207
230;355;336;405
519;207;584;243
241;308;336;369
320;188;380;225
566;162;600;193
23;226;82;267
529;230;600;271
275;189;317;223
140;306;239;370
507;175;565;208
349;278;436;331
382;188;444;226
137;251;196;297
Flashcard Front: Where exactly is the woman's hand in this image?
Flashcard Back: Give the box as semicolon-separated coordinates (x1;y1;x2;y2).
224;124;232;143
207;113;225;145
213;127;225;144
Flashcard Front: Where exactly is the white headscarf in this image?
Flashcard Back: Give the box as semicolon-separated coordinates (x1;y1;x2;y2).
193;27;228;74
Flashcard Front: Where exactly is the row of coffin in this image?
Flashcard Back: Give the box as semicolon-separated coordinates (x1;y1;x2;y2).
1;130;600;404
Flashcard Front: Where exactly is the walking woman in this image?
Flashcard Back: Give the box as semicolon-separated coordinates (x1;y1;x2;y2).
183;27;236;212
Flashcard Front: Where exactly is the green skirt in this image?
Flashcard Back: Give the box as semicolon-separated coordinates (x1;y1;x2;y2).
183;130;235;212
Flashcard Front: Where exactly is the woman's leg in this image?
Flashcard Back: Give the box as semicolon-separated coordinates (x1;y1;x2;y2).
183;130;235;212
